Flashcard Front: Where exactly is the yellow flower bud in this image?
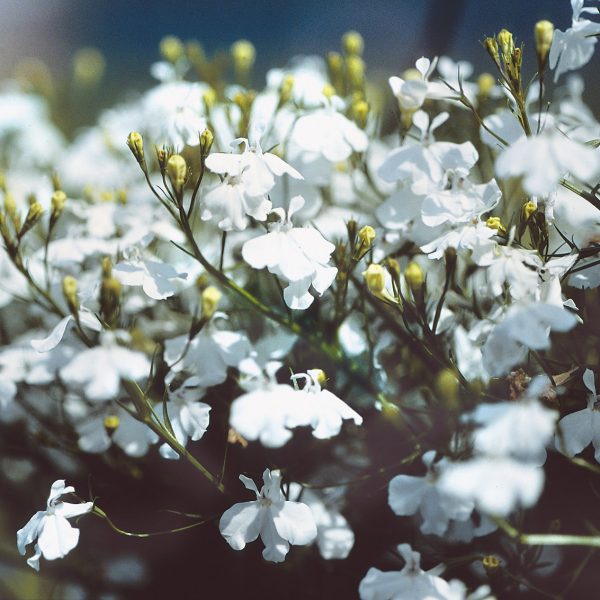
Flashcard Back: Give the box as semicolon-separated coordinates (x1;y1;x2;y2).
101;256;113;278
116;189;128;205
477;72;495;97
127;131;145;165
523;201;537;220
19;201;43;238
203;87;217;111
72;47;105;87
51;190;67;220
100;276;121;325
483;37;500;66
279;74;294;104
497;29;515;62
352;99;369;128
342;30;364;56
486;216;507;235
62;275;79;314
4;193;17;223
346;55;365;90
160;35;185;64
200;128;214;158
231;39;256;72
363;263;387;295
435;369;460;410
167;154;187;193
358;225;376;248
404;261;425;291
482;555;501;570
201;286;222;319
103;414;120;430
535;20;554;63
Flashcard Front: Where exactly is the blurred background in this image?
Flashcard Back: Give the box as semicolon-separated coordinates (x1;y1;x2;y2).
0;0;597;106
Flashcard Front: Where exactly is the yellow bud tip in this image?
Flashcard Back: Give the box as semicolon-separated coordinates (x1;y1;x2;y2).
435;369;460;409
322;84;336;100
497;29;514;55
201;286;222;319
159;35;185;64
477;72;495;97
72;47;105;87
404;261;425;290
342;30;364;56
358;225;376;248
523;201;537;220
231;39;256;70
363;263;387;294
482;555;501;569
486;216;507;235
200;129;214;157
203;87;217;110
312;369;327;386
101;256;112;278
62;275;79;308
535;20;554;60
51;190;67;217
127;131;145;163
103;415;120;430
166;154;187;192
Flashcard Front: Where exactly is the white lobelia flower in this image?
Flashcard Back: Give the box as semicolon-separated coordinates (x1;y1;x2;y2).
550;0;600;82
17;480;93;571
495;128;600;197
203;137;303;231
159;378;211;460
388;57;448;112
388;451;474;537
219;468;317;562
229;368;362;447
242;195;338;309
113;248;187;301
481;303;578;377
59;331;151;401
556;369;600;462
291;99;369;162
359;543;460;600
437;456;545;517
288;483;355;560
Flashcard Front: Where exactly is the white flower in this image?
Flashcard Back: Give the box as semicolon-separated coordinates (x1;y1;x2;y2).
388;451;474;537
159;378;211;460
60;332;150;401
219;469;317;562
438;457;544;517
17;480;93;571
203;137;302;231
288;483;355;560
556;369;600;462
550;0;600;82
495;128;600;197
242;195;338;309
359;543;460;600
482;303;578;377
292;103;368;162
113;254;187;301
388;57;448;112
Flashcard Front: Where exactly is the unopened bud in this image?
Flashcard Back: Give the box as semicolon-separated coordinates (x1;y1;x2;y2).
363;263;387;295
203;87;217;111
201;286;222;319
231;39;256;73
535;20;554;64
200;128;214;158
497;29;515;62
51;190;67;221
4;193;17;222
435;369;460;410
346;55;365;89
62;276;79;314
72;47;105;87
483;37;500;67
103;414;120;430
342;30;364;56
167;154;187;193
477;72;495;97
100;276;121;325
19;201;43;238
101;256;112;278
279;74;294;104
486;216;507;235
127;131;145;166
160;35;185;64
404;261;425;291
523;201;537;220
353;99;369;128
358;225;376;248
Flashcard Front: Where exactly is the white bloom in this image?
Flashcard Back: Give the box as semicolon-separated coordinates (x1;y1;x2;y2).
60;332;150;401
113;255;187;301
203;137;302;231
17;480;93;571
159;378;211;460
388;57;448;112
288;483;355;560
359;543;460;600
242;195;338;309
495;128;600;197
388;451;474;537
556;369;600;462
292;103;368;162
550;0;600;82
482;303;577;377
219;469;317;562
438;457;544;517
